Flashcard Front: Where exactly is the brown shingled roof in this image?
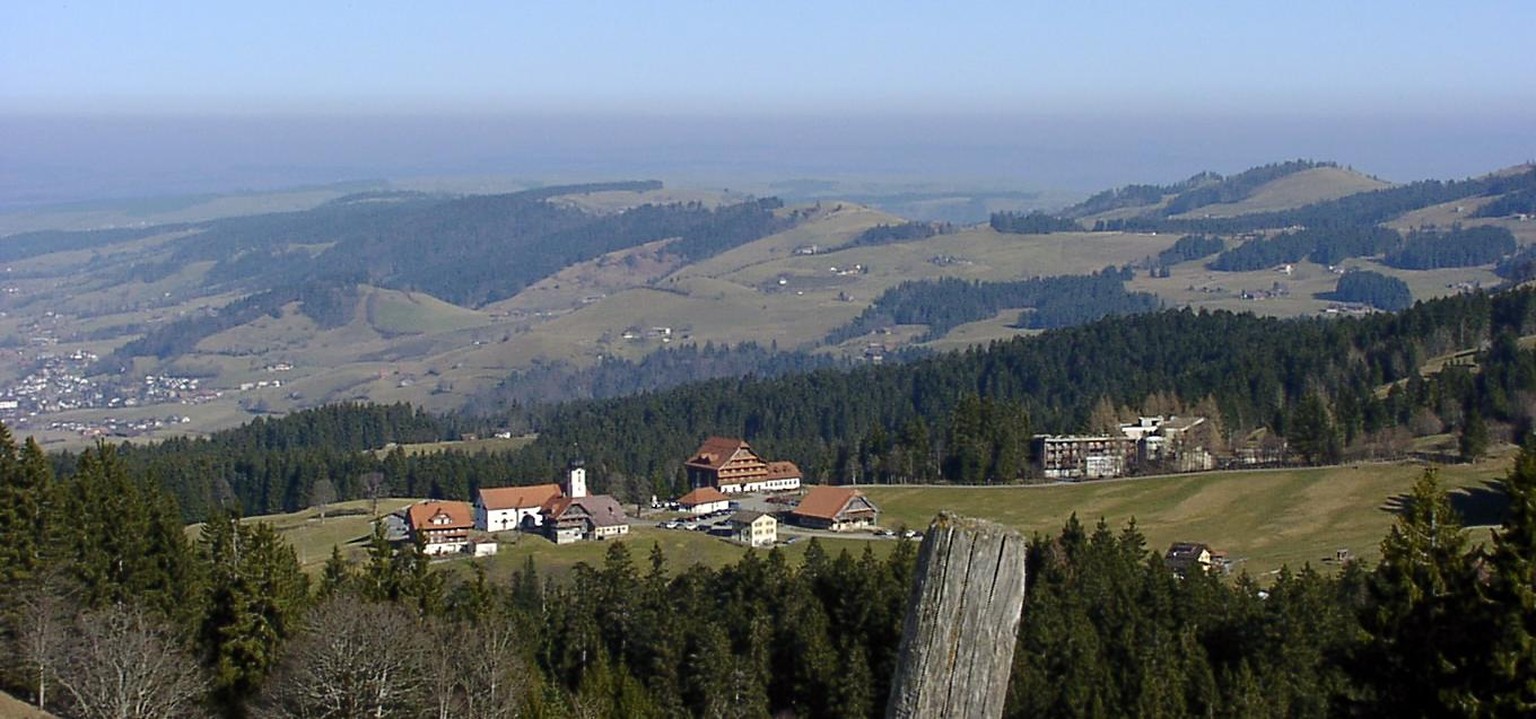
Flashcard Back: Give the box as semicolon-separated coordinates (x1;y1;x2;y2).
678;486;729;507
477;483;562;511
405;500;474;530
545;495;630;528
764;461;802;480
684;436;753;470
791;486;867;521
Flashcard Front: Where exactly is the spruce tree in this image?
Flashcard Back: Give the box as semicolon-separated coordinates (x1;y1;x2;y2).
1355;468;1480;715
199;510;310;716
1481;444;1536;712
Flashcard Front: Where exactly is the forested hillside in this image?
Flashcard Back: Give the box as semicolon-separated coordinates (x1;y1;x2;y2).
1096;166;1536;233
522;288;1536;488
4;422;1535;717
1064;160;1333;219
61;286;1536;520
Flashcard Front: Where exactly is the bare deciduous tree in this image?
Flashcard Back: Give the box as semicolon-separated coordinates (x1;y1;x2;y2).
453;620;530;719
54;603;207;719
256;598;426;719
13;581;72;712
309;478;337;522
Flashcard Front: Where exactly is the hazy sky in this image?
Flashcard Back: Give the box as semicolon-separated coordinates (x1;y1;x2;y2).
7;1;1533;114
3;2;1534;206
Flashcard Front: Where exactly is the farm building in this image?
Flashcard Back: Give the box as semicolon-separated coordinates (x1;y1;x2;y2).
790;486;880;532
404;500;474;555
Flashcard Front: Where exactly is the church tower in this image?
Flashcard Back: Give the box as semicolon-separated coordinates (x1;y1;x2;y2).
564;459;587;499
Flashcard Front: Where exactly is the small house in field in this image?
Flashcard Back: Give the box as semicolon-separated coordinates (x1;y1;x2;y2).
678;486;731;515
474;483;563;532
729;510;777;547
1164;542;1216;575
541;495;631;544
790;486;880;532
405;500;474;555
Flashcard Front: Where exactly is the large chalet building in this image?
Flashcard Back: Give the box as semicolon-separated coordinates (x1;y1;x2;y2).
684;437;803;493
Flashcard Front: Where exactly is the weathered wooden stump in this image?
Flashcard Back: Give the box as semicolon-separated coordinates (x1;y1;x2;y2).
884;512;1028;719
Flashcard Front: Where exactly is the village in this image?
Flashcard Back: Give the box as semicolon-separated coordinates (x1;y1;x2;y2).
392;433;1228;576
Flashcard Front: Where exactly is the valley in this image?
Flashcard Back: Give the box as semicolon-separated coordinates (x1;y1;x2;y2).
3;164;1534;446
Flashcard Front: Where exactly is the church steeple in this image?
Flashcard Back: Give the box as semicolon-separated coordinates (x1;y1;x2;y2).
564;458;587;499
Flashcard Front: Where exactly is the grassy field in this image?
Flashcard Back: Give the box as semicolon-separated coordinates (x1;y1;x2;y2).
1169;167;1389;219
864;456;1513;577
376;435;536;457
214;455;1516;588
203;498;894;582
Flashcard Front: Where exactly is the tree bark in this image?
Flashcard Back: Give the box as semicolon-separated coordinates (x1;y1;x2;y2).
885;512;1028;719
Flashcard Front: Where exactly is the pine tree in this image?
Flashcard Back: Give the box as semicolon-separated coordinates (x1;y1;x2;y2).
1355;468;1480;715
0;425;50;589
1480;444;1536;712
199;510;310;716
1459;408;1489;463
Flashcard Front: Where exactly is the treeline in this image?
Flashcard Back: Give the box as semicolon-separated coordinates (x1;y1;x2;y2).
1161;159;1335;216
1325;270;1414;311
849;221;953;247
1064;160;1330;220
65;287;1536;521
1063;171;1221;218
523;287;1536;489
1206;225;1401;271
1382;224;1518;269
825;271;1158;345
989;211;1082;234
1475;187;1536;218
90;403;548;521
101;279;364;366
1205;223;1517;274
464;341;853;411
1096;167;1536;234
1155;233;1225;267
5;423;1535;717
25;183;791;315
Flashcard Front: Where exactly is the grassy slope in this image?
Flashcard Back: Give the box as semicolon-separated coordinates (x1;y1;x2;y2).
1170;167;1390;219
0;691;57;719
207;498;893;583
865;456;1512;577
218;455;1512;587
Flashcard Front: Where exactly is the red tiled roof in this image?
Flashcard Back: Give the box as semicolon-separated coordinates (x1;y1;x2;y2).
684;436;753;471
405;500;474;530
477;483;562;511
678;486;729;507
791;486;868;521
764;461;802;480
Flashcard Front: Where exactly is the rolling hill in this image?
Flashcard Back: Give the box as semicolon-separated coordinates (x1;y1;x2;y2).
5;163;1536;444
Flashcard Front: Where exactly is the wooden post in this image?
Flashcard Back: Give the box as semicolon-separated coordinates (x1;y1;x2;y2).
885;512;1028;719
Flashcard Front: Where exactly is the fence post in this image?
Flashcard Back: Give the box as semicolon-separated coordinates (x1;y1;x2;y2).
885;512;1028;719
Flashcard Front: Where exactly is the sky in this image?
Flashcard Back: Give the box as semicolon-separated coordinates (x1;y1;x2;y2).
3;1;1534;206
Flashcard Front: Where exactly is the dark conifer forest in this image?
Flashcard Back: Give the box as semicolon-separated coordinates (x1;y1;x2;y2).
4;421;1535;717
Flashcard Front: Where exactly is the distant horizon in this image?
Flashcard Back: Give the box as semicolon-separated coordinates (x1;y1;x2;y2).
3;110;1532;212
